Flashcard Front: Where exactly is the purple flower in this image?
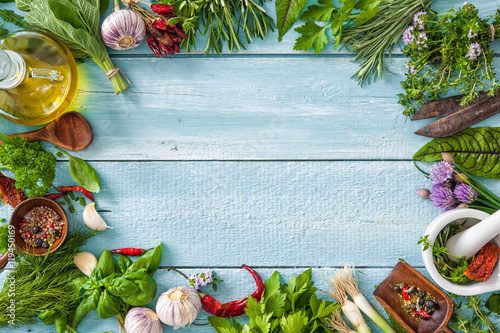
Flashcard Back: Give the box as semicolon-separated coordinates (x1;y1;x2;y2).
403;25;415;45
405;63;418;74
430;161;454;184
466;42;481;60
453;183;478;204
430;183;455;211
467;29;478;39
413;11;427;30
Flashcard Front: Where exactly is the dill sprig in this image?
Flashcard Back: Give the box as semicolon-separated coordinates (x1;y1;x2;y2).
157;0;275;54
0;228;95;328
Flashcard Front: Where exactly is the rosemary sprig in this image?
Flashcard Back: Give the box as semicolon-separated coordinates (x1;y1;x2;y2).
158;0;275;54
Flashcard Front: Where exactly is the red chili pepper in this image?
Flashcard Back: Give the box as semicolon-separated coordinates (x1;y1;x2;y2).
151;4;177;16
173;43;180;53
45;192;67;200
57;186;94;201
402;285;410;301
110;248;154;256
147;37;163;57
174;25;186;39
154;19;168;31
158;42;170;56
198;264;264;317
412;309;431;318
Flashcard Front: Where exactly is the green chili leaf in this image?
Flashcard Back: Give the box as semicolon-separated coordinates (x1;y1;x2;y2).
56;147;100;193
276;0;307;41
413;127;500;179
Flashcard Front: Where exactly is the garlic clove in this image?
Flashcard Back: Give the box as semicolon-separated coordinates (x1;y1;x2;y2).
83;202;113;231
74;252;98;277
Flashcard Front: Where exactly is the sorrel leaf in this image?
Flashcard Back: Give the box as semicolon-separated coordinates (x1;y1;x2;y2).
276;0;307;41
413;127;500;179
0;9;35;30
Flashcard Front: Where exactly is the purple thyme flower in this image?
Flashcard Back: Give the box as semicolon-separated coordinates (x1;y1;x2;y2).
430;161;454;184
453;183;478;204
413;11;427;30
466;42;481;60
430;183;455;211
403;25;415;45
467;29;478;39
405;63;418;74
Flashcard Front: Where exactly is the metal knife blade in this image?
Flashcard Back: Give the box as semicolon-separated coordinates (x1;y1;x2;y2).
411;91;490;121
414;94;500;138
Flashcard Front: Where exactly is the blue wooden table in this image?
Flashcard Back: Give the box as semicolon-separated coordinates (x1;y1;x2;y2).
1;0;500;332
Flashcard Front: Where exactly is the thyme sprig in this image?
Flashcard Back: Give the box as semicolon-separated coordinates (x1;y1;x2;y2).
157;0;275;54
399;3;500;116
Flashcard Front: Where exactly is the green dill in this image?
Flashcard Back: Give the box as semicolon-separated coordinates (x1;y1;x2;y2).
418;222;472;284
0;134;56;198
0;228;95;328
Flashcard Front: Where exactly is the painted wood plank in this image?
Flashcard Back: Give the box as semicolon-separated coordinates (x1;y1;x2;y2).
1;0;498;56
2;56;499;161
0;266;493;333
0;160;493;267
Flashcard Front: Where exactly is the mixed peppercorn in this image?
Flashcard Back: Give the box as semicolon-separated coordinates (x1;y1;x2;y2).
19;206;63;249
392;283;437;321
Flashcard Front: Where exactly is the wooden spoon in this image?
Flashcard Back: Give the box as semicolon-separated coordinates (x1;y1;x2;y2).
5;112;94;151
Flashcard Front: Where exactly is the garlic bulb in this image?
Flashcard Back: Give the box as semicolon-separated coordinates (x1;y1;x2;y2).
83;203;113;231
125;307;163;333
156;286;201;329
74;252;98;277
101;10;146;50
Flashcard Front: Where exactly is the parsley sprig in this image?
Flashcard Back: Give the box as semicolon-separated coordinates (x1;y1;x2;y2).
418;222;472;284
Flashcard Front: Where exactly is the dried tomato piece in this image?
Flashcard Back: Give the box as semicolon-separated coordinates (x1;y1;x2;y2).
464;242;500;281
0;172;26;208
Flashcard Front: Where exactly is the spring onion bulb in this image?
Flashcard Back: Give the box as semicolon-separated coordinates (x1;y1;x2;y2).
326;309;358;333
341;266;396;333
325;274;371;333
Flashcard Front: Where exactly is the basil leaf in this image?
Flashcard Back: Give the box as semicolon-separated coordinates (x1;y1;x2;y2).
0;9;34;30
97;290;121;319
57;147;100;193
276;0;307;41
120;269;157;306
140;242;162;276
96;249;115;278
116;255;133;275
413;127;500;179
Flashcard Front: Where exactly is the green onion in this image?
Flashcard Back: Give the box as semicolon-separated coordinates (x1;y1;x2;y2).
56;152;63;158
64;196;71;204
68;192;75;201
69;205;75;214
0;218;5;223
57;201;66;205
341;266;396;333
79;197;85;207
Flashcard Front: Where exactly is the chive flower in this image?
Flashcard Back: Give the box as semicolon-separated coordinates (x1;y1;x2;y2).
430;161;454;185
430;184;455;211
453;183;478;204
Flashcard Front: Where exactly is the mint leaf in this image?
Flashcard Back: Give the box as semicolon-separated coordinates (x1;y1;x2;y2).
293;21;328;54
276;0;307;41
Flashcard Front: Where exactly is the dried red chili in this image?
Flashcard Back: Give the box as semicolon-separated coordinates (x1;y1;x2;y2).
55;186;94;201
0;172;25;208
464;242;500;281
413;309;431;318
45;192;67;200
150;4;177;16
402;285;410;301
110;247;154;256
198;264;264;317
147;37;162;57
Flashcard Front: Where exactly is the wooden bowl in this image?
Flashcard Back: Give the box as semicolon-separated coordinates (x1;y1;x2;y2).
9;197;68;256
373;261;455;333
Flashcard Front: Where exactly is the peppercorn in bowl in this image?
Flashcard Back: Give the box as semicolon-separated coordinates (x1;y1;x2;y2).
9;197;68;256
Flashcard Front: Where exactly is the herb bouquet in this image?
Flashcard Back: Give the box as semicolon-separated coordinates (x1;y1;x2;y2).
416;153;500;214
399;3;500;116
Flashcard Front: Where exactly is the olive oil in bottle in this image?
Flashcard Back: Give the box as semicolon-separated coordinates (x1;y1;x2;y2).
0;31;78;126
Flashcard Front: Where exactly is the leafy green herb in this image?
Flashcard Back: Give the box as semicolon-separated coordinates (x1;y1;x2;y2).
276;0;306;42
294;0;384;54
413;127;500;179
158;0;275;54
0;8;35;30
16;0;128;94
209;269;337;332
0;224;9;254
418;224;472;284
399;3;500;116
0;228;95;328
486;293;500;315
451;296;499;333
0;134;56;198
56;147;100;193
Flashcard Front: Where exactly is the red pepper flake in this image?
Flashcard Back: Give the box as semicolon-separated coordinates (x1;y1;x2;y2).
464;242;500;281
402;285;410;301
413;309;431;318
49;223;54;228
43;234;47;239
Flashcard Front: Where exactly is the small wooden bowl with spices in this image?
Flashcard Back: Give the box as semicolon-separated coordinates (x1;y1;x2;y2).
374;261;455;333
8;197;68;256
